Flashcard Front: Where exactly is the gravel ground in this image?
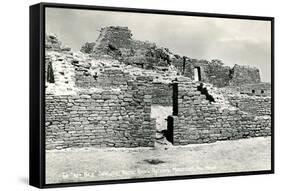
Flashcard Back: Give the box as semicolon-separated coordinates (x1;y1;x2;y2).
46;137;271;184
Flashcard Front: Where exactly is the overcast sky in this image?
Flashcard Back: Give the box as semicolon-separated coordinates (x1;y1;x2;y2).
46;7;271;82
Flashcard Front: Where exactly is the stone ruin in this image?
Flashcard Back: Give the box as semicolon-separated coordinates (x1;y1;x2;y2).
45;26;271;150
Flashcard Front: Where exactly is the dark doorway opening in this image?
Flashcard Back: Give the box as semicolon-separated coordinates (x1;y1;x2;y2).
47;62;55;83
166;116;174;144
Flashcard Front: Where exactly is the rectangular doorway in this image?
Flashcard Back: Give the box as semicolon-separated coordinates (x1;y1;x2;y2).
194;67;201;81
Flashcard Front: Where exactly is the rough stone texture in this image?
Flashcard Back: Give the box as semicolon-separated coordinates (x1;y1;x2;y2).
75;67;131;88
227;95;271;116
80;27;263;88
232;83;271;97
229;64;261;86
183;59;232;87
93;26;133;58
182;59;262;88
80;42;96;54
86;26;173;69
151;82;173;106
167;79;271;145
46;76;156;150
45;28;271;149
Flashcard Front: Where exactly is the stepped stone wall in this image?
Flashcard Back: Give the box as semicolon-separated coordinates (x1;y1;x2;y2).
45;76;156;150
167;79;271;145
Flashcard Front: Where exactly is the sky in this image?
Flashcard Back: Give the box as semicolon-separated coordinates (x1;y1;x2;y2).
46;7;271;82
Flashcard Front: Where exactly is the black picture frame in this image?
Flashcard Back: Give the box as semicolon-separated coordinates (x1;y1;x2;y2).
30;2;275;189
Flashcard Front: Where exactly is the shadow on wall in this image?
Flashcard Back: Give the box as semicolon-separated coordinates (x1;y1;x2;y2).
197;83;215;103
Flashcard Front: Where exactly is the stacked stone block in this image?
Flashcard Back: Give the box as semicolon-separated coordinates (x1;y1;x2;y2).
168;80;271;145
229;64;261;86
151;82;173;106
75;68;131;88
45;76;156;150
227;95;271;116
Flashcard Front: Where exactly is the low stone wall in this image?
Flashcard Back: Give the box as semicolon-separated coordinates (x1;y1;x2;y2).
45;77;156;150
227;95;271;116
235;83;271;97
151;82;173;106
167;81;271;145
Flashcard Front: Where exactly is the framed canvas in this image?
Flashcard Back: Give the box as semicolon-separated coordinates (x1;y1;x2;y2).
29;2;274;188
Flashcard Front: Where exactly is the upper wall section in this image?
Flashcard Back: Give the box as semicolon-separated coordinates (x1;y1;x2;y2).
183;59;261;87
82;26;174;69
47;26;266;89
229;64;261;86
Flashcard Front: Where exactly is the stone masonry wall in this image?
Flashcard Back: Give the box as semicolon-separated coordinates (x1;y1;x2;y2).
167;80;271;145
229;64;261;86
75;67;131;88
183;59;261;88
183;59;232;87
227;95;271;116
45;77;156;150
151;82;173;106
234;83;271;97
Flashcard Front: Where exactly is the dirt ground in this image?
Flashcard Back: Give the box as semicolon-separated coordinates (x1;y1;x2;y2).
46;137;271;184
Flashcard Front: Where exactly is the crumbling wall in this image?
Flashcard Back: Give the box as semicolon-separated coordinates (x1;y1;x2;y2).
80;42;96;54
182;59;262;88
84;26;173;69
93;26;133;57
168;79;271;145
45;76;156;150
183;59;232;87
229;64;261;86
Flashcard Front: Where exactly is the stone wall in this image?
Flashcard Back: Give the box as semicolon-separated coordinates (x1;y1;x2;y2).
182;59;261;88
183;59;232;87
227;95;271;116
167;80;271;145
93;26;133;56
75;67;131;88
151;82;173;106
86;26;172;69
233;83;271;97
45;77;156;150
229;64;261;86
